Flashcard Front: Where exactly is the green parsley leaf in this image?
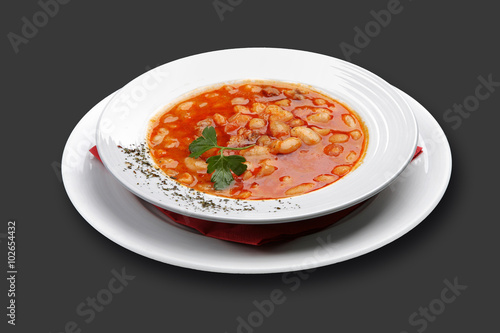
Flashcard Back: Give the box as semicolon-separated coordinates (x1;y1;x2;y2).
188;126;218;158
224;155;247;176
206;155;248;190
188;126;254;190
206;155;235;190
205;154;224;174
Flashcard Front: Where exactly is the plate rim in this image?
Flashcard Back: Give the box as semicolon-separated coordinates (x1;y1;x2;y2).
62;88;452;274
95;47;419;224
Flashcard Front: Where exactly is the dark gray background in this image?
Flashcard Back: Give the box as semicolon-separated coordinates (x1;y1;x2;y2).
2;0;498;332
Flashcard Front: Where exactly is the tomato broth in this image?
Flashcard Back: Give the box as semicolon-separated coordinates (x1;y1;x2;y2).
147;81;368;200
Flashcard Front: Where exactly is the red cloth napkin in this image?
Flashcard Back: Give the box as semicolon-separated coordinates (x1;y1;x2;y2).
90;145;422;246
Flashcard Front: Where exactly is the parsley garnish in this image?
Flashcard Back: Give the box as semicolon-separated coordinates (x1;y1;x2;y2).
188;126;254;190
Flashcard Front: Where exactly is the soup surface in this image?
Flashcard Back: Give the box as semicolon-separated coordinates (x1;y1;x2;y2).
147;81;367;200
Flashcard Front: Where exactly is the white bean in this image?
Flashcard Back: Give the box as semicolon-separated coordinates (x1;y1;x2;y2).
242;170;253;180
311;127;331;136
324;144;343;156
151;134;165;146
329;133;349;143
244;85;262;93
160;158;178;169
332;165;351;176
350;130;362;140
257;135;272;146
275;137;302;154
257;164;276;177
237;190;252;199
280;176;293;184
343;114;356;127
178;101;194;111
307;111;332;123
266;105;294;122
157;128;169;135
234;105;251;114
213;113;227;126
269;120;290;138
251;103;267;114
184;157;208;173
313;174;337;183
195;183;213;192
275;99;291;106
177;173;194;185
249;118;267;129
164;169;178;177
163;116;178;123
285;183;315;196
346;151;358;163
225;85;238;94
291;126;321;145
228;113;252;127
289;118;305;127
241;145;270;156
163;138;179;148
232;97;249;105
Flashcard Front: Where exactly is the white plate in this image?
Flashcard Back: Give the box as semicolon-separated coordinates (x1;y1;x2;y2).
96;48;418;224
62;88;451;274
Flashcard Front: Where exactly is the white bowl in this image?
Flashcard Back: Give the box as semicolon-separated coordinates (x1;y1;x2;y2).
96;48;418;224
